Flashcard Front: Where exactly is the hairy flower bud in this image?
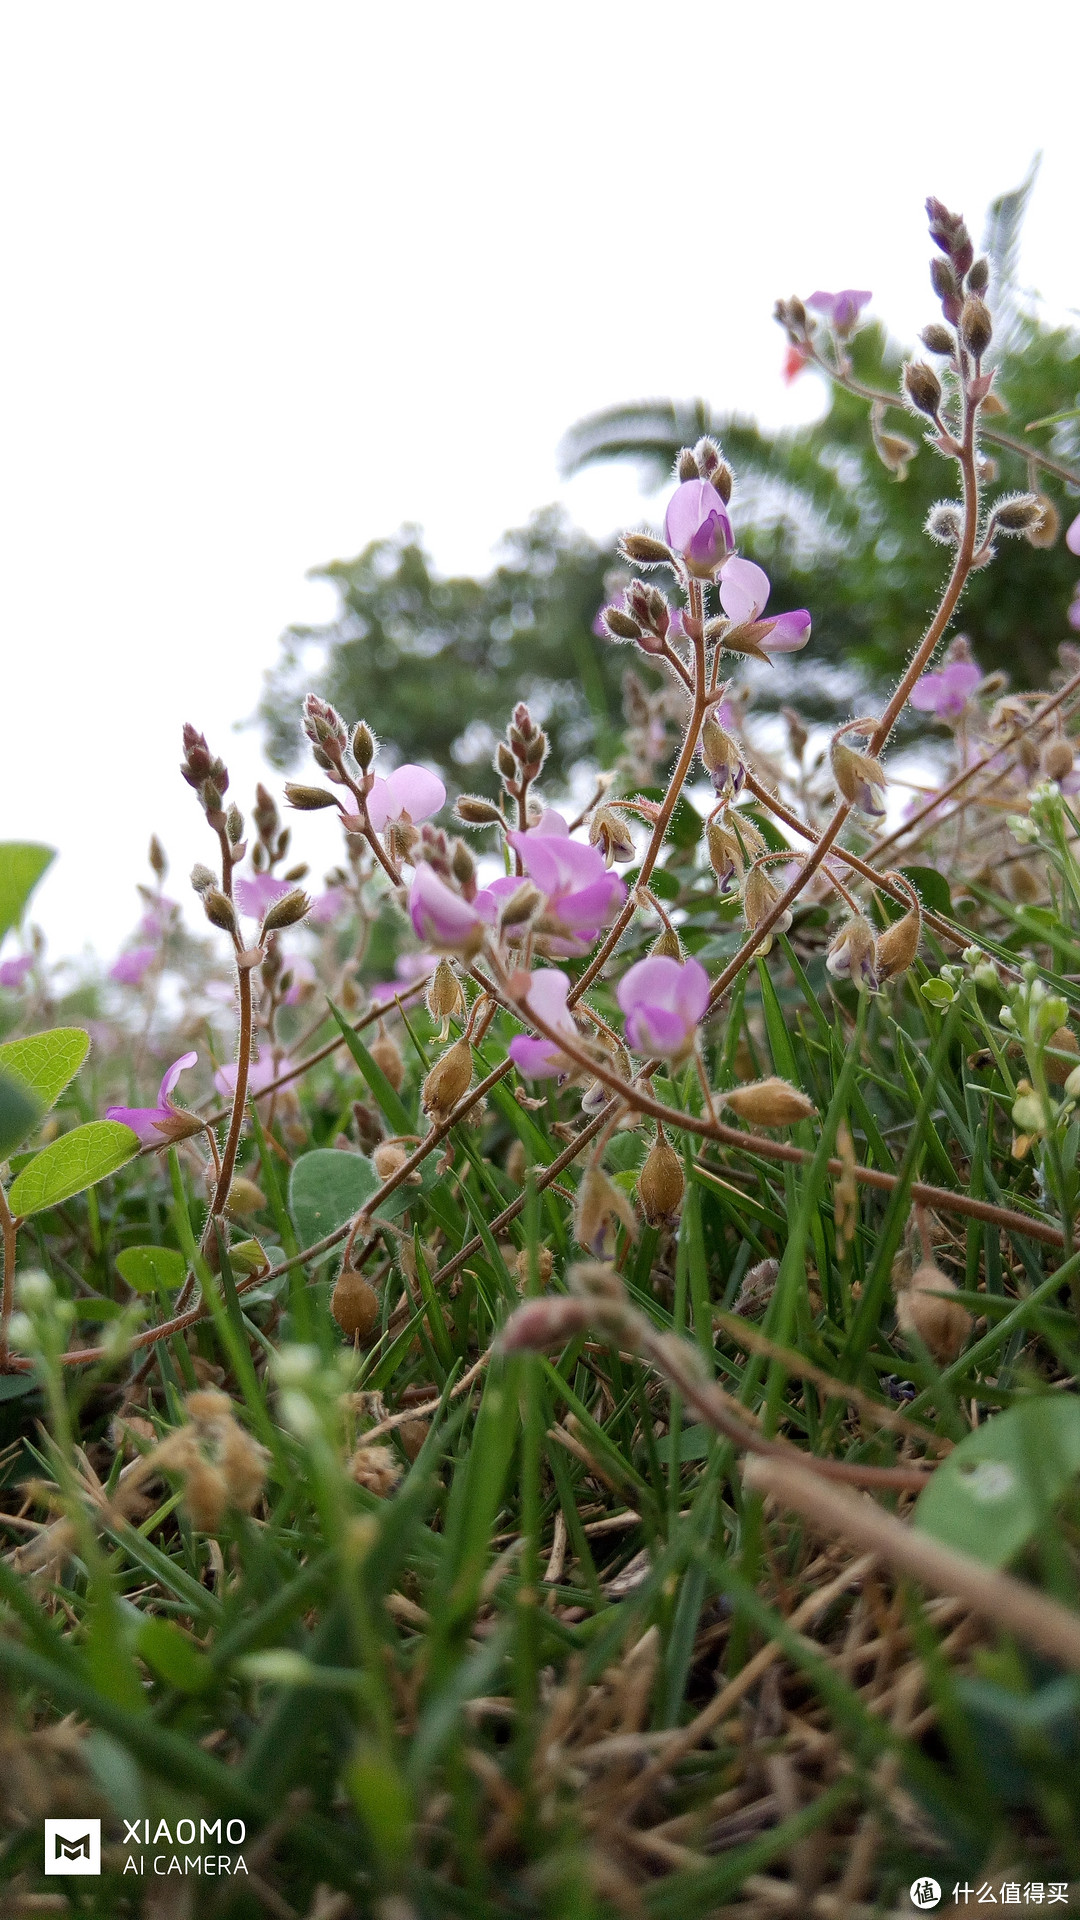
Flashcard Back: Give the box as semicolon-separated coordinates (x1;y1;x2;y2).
959;295;992;358
831;740;887;818
742;863;792;943
638;1130;684;1226
724;1077;815;1126
589;806;636;865
650;926;684;961
496;742;517;783
455;794;504;826
351;721;375;770
676;448;698;482
574;1166;637;1257
1025;495;1060;549
929;255;962;323
427;957;465;1023
421;1037;473;1122
225;804;245;846
966;256;989;295
261;888;310;933
603;606;644;642
993;493;1043;534
499;1294;593;1354
302;693;348;755
190;862;216;895
500;881;542;928
895;1260;971;1364
903;360;942;417
706;818;743;895
149;834;168;881
619;533;674;567
1040;738;1075;784
826;914;879;990
920;322;954;355
332;1268;380;1341
710;461;733;504
925;502;964;545
202;888;238;935
701;716;744;798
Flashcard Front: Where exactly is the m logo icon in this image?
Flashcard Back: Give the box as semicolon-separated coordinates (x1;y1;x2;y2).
45;1819;102;1874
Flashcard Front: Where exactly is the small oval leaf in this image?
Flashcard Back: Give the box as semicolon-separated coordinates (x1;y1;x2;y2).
915;1396;1080;1567
0;1026;90;1120
0;842;55;945
0;1072;43;1160
8;1120;139;1217
116;1245;188;1294
288;1149;380;1257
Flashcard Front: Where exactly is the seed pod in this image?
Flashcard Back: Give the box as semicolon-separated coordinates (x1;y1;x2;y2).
373;1141;410;1180
926;502;964;545
427;957;465;1023
1044;1026;1080;1086
619;533;674;566
742;863;790;937
261;888;310;932
1041;738;1075;784
369;1032;405;1092
603;607;644;642
348;1443;401;1495
225;1176;267;1216
876;904;922;981
894;1261;971;1363
351;721;375;769
650;925;684;961
638;1130;685;1226
903;361;943;417
993;493;1043;533
332;1269;380;1340
959;295;992;358
421;1037;473;1121
724;1077;816;1126
398;1419;429;1462
514;1244;554;1290
455;794;504;825
285;782;339;810
920;322;954;355
202;888;238;935
1026;495;1060;550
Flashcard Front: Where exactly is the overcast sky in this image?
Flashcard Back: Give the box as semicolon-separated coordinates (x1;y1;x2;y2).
1;2;1077;963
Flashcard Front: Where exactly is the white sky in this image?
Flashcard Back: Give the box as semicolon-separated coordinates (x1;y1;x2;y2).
1;1;1077;963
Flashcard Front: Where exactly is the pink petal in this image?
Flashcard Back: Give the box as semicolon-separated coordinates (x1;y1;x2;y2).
761;609;811;653
157;1050;198;1107
624;1005;688;1056
509;1034;567;1079
369;765;446;830
509;831;606;898
409;865;484;947
909;672;944;712
718;556;771;625
109;945;159;986
1066;512;1080;557
235;874;292;920
105;1105;169;1146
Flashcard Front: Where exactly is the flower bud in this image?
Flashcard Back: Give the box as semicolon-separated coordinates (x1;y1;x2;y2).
710;461;733;504
920;323;954;354
332;1269;380;1340
149;834;168;881
450;841;475;890
285;782;339;810
574;1166;637;1256
225;1176;267;1217
202;888;238;935
455;794;504;826
226;804;245;845
650;926;684;961
619;533;674;567
190;862;216;895
903;361;942;417
894;1260;971;1364
701;717;744;798
351;721;375;770
261;888;310;933
966;256;989;295
369;1032;405;1092
603;607;644;642
929;256;962;323
959;295;992;358
876;904;922;981
1040;738;1075;784
993;493;1043;534
706;818;742;895
676;448;698;482
496;742;517;782
498;1295;593;1354
825;914;879;990
831;740;887;818
589;807;636;865
926;502;963;545
742;863;792;945
421;1037;473;1122
638;1131;684;1226
724;1077;815;1126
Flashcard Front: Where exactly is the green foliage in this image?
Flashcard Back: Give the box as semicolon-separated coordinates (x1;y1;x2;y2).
115;1244;187;1293
287;1146;380;1252
0;1025;89;1115
7;1118;139;1215
0;841;54;945
0;1072;42;1159
915;1396;1080;1568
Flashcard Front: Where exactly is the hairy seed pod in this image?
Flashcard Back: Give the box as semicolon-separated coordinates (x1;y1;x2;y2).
202;888;238;935
369;1032;405;1092
903;360;942;417
993;493;1043;533
261;888;310;932
1041;738;1075;784
650;926;684;961
724;1077;816;1126
925;501;964;545
876;904;922;981
421;1037;473;1121
332;1269;380;1340
427;957;465;1022
225;1176;267;1216
514;1244;554;1290
638;1131;685;1226
603;607;643;642
895;1261;971;1364
373;1141;410;1180
920;322;954;355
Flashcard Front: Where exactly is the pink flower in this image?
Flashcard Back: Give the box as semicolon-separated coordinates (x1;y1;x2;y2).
137;895;177;941
282;955;317;1005
0;954;32;990
717;557;812;655
909;659;982;720
109;945;159;987
107;1051;199;1145
509;968;579;1078
1069;586;1080;633
213;1053;281;1100
235;873;293;920
507;822;625;948
308;887;346;926
617;954;710;1060
367;765;446;832
783;343;810;384
395;950;438;983
663;480;733;576
1066;512;1080;557
807;289;872;335
409;864;493;950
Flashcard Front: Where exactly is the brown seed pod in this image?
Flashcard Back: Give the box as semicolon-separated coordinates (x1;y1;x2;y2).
347;1443;402;1496
331;1269;379;1341
638;1131;685;1226
373;1142;410;1180
876;904;922;981
894;1261;971;1364
421;1037;473;1121
1045;1026;1080;1086
398;1419;429;1462
514;1245;554;1290
724;1077;816;1126
369;1032;405;1092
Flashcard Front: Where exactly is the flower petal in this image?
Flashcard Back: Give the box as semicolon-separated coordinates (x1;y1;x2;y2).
719;556;770;625
158;1050;198;1108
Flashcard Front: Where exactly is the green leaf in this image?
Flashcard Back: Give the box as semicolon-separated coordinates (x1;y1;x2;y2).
328;1000;413;1134
0;1026;89;1134
116;1245;188;1294
7;1120;139;1216
288;1148;380;1256
900;865;952;917
666;793;702;850
915;1396;1080;1567
135;1617;213;1694
920;978;955;1008
0;1071;42;1160
654;1422;715;1463
0;842;54;945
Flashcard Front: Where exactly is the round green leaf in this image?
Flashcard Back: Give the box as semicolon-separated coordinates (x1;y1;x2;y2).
0;1071;43;1160
288;1148;380;1257
0;842;55;945
0;1027;90;1132
915;1396;1080;1567
116;1245;188;1294
7;1120;140;1217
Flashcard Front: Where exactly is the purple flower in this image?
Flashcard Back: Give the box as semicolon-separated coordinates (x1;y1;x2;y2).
137;895;177;941
109;945;159;987
616;955;710;1060
717;557;812;655
663;480;733;576
1066;511;1080;557
282;954;317;1004
0;954;32;990
367;765;446;832
807;289;872;335
1069;586;1080;633
213;1053;280;1100
395;950;438;983
507;823;625;949
909;659;982;720
308;887;347;926
409;864;493;951
107;1051;199;1145
509;968;579;1078
235;873;293;921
